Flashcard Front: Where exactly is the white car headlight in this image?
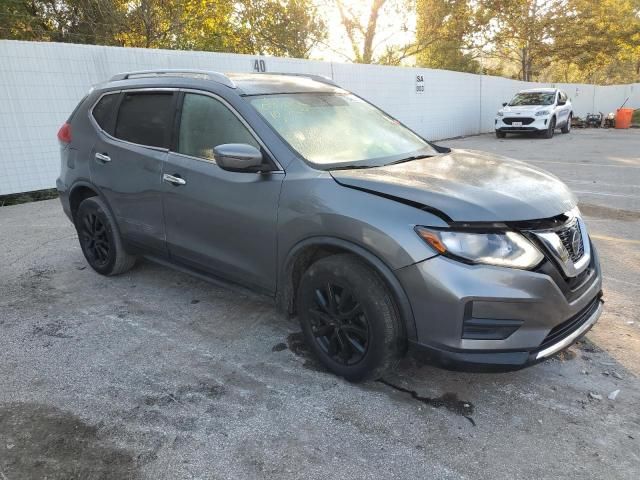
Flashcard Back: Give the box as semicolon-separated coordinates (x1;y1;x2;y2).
496;111;504;116
415;227;544;269
535;110;550;116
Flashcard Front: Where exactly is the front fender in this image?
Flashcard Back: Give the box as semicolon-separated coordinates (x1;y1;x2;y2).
278;235;419;342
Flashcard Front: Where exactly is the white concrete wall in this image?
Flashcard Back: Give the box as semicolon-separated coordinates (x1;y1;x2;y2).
1;40;638;195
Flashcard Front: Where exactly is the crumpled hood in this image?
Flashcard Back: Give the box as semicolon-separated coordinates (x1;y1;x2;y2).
330;149;576;222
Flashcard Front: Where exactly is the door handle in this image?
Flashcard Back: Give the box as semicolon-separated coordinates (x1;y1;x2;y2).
95;152;111;163
162;173;186;186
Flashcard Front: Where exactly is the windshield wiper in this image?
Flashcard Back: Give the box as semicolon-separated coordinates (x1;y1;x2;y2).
329;165;375;171
386;154;435;166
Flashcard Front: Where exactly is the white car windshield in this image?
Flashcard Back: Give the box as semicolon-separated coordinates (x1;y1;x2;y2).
248;93;437;168
509;92;555;106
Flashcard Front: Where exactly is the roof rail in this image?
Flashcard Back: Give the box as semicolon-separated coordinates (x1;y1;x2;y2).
263;72;339;87
109;69;236;88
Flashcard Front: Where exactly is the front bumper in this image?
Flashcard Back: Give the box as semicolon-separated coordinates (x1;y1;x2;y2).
495;115;551;132
396;244;602;371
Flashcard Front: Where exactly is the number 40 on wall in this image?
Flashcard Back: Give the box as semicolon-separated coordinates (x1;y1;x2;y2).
253;59;267;73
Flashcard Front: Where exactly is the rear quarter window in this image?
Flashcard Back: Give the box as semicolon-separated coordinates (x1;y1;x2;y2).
114;92;174;148
91;93;118;132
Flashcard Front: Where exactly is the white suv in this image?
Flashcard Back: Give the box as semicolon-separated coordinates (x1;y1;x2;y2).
495;88;572;139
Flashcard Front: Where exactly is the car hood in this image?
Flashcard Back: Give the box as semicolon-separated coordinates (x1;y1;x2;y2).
501;105;550;114
330;149;577;223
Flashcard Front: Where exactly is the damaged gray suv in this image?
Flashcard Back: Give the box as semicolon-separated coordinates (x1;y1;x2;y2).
57;70;603;381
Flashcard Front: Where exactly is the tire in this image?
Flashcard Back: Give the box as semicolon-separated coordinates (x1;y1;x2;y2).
296;254;403;381
543;116;556;138
74;196;136;276
561;114;572;134
495;130;506;138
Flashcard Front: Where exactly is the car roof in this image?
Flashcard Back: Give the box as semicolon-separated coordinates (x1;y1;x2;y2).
517;88;558;93
227;73;345;95
106;70;345;95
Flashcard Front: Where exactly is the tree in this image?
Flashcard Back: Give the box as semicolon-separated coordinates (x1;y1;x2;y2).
234;0;327;58
415;0;480;73
115;0;235;50
0;0;327;59
546;0;640;84
475;0;564;81
333;0;438;65
0;0;124;44
334;0;388;63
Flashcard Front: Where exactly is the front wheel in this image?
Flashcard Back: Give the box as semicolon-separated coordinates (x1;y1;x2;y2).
296;254;404;381
543;117;556;138
561;114;572;134
74;196;136;276
496;130;506;138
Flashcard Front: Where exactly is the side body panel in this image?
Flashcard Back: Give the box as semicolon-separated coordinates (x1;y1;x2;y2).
162;152;284;293
88;92;170;256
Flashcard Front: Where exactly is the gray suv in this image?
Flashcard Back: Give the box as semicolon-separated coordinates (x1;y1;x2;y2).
57;70;603;381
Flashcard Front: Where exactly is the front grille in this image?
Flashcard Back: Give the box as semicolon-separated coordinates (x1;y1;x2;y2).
538;296;601;350
503;117;534;125
533;243;597;302
557;219;584;262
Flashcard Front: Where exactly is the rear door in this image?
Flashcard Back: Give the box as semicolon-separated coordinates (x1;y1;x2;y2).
161;91;284;293
90;89;177;256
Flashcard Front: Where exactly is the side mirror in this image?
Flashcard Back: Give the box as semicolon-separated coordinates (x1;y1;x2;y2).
502;102;508;107
213;143;263;172
558;100;566;106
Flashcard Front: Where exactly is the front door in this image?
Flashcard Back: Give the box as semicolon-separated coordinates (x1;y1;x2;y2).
90;90;176;256
162;92;284;293
556;91;570;124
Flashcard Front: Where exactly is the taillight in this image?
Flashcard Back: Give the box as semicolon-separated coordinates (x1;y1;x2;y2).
57;122;72;144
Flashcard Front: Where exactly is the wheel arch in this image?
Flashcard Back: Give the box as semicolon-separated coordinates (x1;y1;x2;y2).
278;236;418;342
68;181;110;221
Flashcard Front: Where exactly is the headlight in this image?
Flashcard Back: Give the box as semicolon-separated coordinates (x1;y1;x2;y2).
415;227;544;269
535;110;550;116
496;111;504;116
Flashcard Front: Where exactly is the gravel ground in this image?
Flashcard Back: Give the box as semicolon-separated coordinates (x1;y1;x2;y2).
1;129;639;479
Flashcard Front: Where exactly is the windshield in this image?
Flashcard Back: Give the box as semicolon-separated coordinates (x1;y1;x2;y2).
248;93;437;168
509;92;555;106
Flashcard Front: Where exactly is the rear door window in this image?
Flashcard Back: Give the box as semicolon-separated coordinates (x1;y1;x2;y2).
114;92;174;148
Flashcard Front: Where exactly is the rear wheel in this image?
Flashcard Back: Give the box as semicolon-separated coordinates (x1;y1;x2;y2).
75;196;136;276
296;254;403;381
561;114;572;134
543;116;556;138
495;130;506;138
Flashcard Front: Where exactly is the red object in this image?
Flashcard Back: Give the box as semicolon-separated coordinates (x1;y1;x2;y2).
57;122;72;143
615;108;634;129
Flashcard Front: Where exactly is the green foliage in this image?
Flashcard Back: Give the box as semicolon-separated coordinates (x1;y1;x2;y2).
234;0;326;58
0;0;326;58
544;0;640;84
471;0;640;83
415;0;480;73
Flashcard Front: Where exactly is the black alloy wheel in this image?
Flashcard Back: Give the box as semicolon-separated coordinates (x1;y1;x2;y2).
297;254;403;381
74;196;136;276
309;282;370;365
79;211;111;267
